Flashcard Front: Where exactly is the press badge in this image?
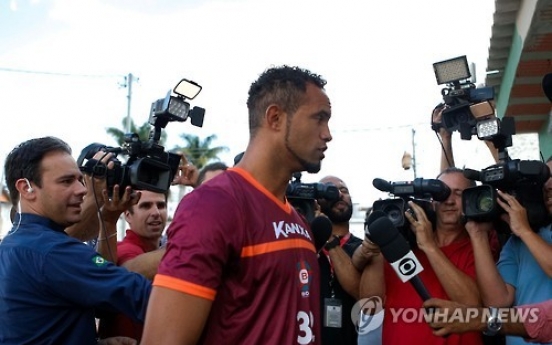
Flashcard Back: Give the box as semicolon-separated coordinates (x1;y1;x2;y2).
324;298;342;328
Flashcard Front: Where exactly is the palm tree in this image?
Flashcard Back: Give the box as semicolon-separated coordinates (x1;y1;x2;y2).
172;134;229;170
106;118;167;147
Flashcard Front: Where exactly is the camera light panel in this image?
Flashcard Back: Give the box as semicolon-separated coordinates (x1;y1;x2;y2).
476;118;499;139
433;55;470;85
168;96;191;120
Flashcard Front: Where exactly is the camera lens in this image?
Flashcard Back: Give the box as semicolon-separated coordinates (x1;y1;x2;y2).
383;204;403;227
457;111;469;123
475;190;493;212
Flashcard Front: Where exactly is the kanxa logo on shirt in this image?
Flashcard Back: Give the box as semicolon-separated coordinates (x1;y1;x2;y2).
92;255;107;266
272;221;312;241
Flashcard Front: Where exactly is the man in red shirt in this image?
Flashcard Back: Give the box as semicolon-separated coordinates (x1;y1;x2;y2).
360;168;497;345
142;65;332;345
99;190;168;341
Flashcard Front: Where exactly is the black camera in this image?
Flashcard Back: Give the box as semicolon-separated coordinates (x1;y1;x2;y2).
462;160;551;229
286;172;340;223
371;178;449;246
78;78;206;197
433;55;495;140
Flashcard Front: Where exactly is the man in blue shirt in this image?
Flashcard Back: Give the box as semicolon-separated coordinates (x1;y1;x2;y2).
0;136;152;345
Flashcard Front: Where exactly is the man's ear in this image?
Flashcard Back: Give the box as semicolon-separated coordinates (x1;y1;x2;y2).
16;179;35;200
265;104;286;131
124;210;132;224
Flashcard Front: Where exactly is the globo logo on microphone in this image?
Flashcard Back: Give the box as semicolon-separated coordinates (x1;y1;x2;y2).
390;251;424;283
398;258;417;276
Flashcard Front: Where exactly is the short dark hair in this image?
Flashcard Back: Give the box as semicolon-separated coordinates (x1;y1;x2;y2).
437;167;476;188
4;136;72;204
246;65;327;136
197;162;228;186
127;190;169;214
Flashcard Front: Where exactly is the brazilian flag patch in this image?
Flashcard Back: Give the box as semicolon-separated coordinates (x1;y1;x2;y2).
92;255;107;266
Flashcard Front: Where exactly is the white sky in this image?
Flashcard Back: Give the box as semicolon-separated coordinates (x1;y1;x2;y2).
2;0;537;208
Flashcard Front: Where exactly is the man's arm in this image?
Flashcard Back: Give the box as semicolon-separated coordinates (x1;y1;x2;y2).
432;105;455;171
359;249;385;300
351;239;380;271
121;248;166;280
66;152;116;241
466;220;515;307
517;300;552;343
424;298;552;343
327;244;361;299
141;287;212;345
171;154;199;188
96;186;139;262
406;202;480;306
423;298;528;337
497;190;552;278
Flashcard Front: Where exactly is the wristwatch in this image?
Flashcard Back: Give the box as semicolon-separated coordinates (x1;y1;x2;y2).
324;235;341;250
483;307;503;336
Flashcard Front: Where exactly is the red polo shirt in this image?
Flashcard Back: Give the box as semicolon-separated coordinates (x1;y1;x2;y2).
99;229;156;342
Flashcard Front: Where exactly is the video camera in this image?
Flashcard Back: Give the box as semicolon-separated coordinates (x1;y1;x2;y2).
286;172;340;223
371;177;449;247
462;159;550;228
432;58;551;229
78;78;206;197
432;55;495;140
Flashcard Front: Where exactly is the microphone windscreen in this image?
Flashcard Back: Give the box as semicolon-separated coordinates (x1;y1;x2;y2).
310;216;333;251
372;178;391;192
368;216;411;263
365;210;387;237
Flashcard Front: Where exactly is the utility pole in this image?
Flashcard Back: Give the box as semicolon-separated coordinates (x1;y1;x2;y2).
122;73;137;133
411;128;417;178
117;73;137;239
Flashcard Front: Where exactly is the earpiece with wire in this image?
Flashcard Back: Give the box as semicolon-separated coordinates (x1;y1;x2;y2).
24;178;34;193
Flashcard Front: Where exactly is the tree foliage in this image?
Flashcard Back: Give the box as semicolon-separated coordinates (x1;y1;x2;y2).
106;118;228;170
172;133;229;170
105;117;167;146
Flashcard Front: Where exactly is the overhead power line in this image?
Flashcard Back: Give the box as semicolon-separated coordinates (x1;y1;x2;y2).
331;121;428;133
0;66;123;79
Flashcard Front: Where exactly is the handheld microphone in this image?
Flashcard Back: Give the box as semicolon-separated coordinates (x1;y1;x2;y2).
310;215;333;253
368;216;432;302
364;210;387;239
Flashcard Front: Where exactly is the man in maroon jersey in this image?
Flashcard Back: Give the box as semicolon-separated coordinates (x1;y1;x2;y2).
141;65;332;345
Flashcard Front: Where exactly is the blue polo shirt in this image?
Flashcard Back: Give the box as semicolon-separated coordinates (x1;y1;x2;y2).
0;213;152;345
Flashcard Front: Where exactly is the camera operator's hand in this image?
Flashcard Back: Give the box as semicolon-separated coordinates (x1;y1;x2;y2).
100;185;141;224
406;201;437;252
66;151;118;241
432;104;452;139
352;238;381;271
496;190;532;237
171;154;199;187
465;220;493;240
423;298;483;336
313;200;323;218
83;151;117;204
